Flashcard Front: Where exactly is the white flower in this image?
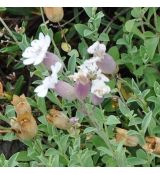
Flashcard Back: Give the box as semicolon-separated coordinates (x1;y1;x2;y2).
87;41;106;57
22;33;51;65
79;57;101;79
34;62;62;97
91;79;110;98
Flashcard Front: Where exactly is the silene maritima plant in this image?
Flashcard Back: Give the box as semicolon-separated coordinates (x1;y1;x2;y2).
1;7;160;167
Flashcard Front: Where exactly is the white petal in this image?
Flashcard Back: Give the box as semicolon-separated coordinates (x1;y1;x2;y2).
51;62;62;75
31;39;40;47
23;58;35;65
22;47;34;58
97;74;109;82
87;41;99;54
44;35;51;47
33;53;45;65
34;85;48;97
39;32;45;40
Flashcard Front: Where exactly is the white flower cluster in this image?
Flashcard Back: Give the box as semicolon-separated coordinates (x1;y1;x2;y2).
22;33;62;97
70;41;111;98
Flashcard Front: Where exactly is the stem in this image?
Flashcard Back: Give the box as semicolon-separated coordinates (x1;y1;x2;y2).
0;17;19;45
40;7;61;58
153;8;158;30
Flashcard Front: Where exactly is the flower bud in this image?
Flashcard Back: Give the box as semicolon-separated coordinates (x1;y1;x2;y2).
116;128;139;147
43;51;63;70
10;112;37;140
97;54;117;74
54;80;76;101
46;108;71;130
91;94;104;105
143;136;160;155
43;7;64;23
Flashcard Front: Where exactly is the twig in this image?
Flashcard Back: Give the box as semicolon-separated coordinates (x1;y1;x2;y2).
0;17;19;45
102;8;131;33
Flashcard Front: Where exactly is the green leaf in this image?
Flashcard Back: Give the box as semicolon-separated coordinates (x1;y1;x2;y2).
154;81;160;97
144;67;159;87
83;127;97;134
127;157;147;166
97;146;113;157
74;24;89;37
144;36;159;59
131;8;142;18
118;99;133;119
125;19;136;32
125;19;144;39
106;115;120;125
13;75;24;95
68;54;77;74
98;33;109;42
108;46;120;60
47;91;62;108
83;7;93;17
0;45;19;53
141;111;152;134
36;97;47;115
5;105;15;119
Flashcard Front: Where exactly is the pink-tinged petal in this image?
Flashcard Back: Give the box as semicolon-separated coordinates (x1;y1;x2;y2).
97;53;117;74
91;94;104;105
43;52;63;70
74;81;90;101
54;80;76;101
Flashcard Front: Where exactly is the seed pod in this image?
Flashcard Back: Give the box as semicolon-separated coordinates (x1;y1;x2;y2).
10;112;37;140
11;94;31;115
46;108;71;130
11;94;37;140
143;136;160;155
43;7;64;23
116;128;139;147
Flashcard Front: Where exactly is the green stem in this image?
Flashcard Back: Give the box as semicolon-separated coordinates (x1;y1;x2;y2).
0;17;19;45
39;7;61;58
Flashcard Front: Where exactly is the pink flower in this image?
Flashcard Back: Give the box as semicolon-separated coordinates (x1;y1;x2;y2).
91;94;104;105
43;51;63;70
74;81;91;101
97;54;117;74
54;80;77;101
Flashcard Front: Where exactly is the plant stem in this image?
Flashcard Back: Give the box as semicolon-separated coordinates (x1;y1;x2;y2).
0;17;19;45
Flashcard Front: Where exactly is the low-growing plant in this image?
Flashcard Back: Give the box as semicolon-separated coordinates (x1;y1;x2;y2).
1;7;160;167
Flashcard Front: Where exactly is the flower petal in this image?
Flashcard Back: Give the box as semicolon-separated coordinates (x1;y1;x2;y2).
54;80;76;101
43;52;58;69
91;94;104;105
74;81;90;100
97;53;117;74
23;58;35;65
34;85;48;97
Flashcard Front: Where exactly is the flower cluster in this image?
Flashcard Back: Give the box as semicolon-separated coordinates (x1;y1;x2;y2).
22;33;117;105
69;41;117;105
